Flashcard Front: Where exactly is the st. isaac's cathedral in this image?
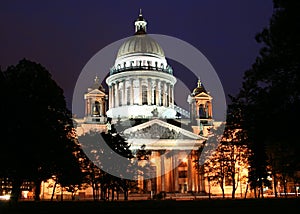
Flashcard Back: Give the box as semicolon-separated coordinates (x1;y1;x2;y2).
69;11;245;199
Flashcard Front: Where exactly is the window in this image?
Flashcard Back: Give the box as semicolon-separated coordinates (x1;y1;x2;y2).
92;101;100;116
179;171;187;178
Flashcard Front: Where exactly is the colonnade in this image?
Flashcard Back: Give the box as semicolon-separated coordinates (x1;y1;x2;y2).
108;77;174;109
140;150;205;193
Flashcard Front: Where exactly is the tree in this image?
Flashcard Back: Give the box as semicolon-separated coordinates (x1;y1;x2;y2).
200;125;249;199
78;125;137;201
232;0;300;197
0;59;83;202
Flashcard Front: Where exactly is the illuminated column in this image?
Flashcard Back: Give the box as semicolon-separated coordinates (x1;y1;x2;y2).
174;152;179;191
208;102;213;118
99;99;102;116
109;85;112;109
165;82;168;107
198;165;205;192
88;98;91;116
188;153;192;192
130;79;134;105
155;80;159;105
170;154;175;192
171;84;174;106
122;80;126;106
147;78;151;105
85;97;89;116
196;104;200;119
115;82;119;107
139;78;142;105
160;153;165;192
111;83;115;108
167;83;171;107
190;151;196;192
162;81;166;107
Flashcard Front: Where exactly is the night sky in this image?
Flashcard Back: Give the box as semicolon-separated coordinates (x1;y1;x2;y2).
0;0;274;119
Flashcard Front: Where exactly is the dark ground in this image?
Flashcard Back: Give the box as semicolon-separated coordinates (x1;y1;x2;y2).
0;198;299;214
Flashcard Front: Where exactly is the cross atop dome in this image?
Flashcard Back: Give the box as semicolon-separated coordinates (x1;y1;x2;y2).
135;9;147;34
91;75;105;92
138;8;144;20
197;79;202;87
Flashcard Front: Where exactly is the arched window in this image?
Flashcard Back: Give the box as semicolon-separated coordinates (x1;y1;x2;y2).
93;101;100;116
199;104;205;118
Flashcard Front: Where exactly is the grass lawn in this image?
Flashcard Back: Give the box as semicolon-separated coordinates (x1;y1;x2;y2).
0;198;299;213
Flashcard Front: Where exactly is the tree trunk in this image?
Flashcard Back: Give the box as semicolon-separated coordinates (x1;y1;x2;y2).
51;182;57;201
34;179;41;201
11;177;23;203
260;184;264;198
244;183;249;199
232;180;236;199
60;188;63;201
92;182;96;201
273;176;278;198
124;190;128;200
111;188;115;201
208;178;211;199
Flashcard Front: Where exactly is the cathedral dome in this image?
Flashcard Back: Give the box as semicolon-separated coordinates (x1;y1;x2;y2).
117;34;165;58
192;79;207;96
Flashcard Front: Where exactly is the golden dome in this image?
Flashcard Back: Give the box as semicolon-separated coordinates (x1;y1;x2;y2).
192;79;206;96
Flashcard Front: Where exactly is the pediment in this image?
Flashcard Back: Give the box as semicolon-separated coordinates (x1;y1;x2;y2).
86;89;106;96
123;119;207;140
195;92;212;99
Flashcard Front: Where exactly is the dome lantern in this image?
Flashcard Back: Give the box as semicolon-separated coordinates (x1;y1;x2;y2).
135;9;147;34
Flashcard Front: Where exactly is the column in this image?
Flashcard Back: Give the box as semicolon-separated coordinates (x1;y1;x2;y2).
88;98;92;116
162;81;166;107
139;78;142;105
115;82;119;107
155;80;159;106
111;83;115;108
167;83;171;107
208;102;213;118
123;80;126;106
174;151;179;191
188;153;192;192
147;78;151;105
85;97;88;116
171;85;174;106
108;85;112;109
130;79;134;105
170;154;174;192
160;153;165;192
101;98;105;116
